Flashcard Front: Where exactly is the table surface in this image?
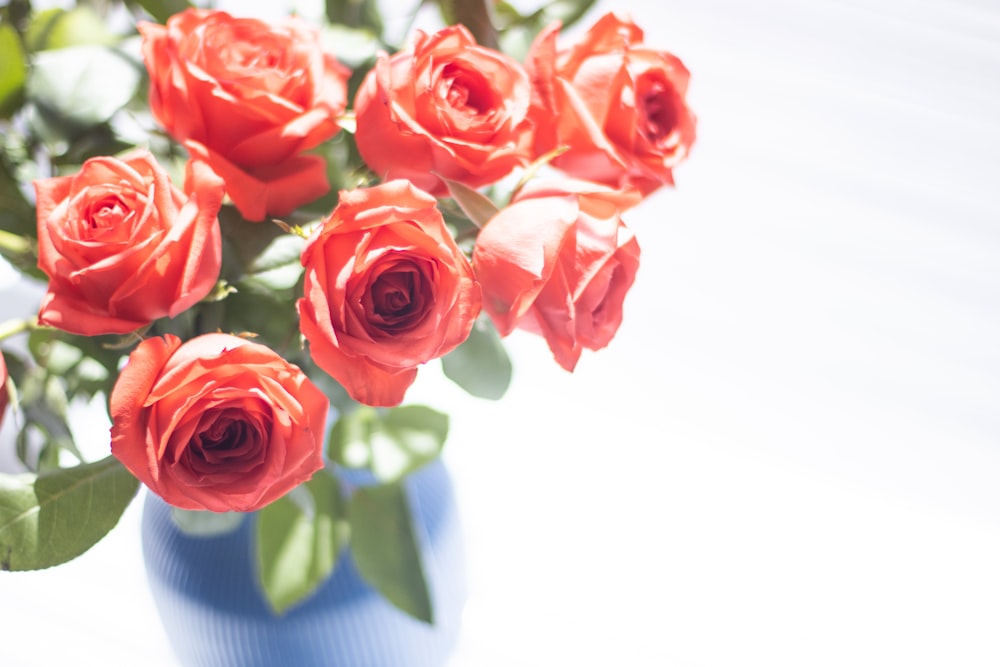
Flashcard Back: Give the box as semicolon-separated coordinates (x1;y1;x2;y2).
3;0;1000;665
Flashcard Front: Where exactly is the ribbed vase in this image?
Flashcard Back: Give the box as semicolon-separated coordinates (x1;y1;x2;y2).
141;460;465;667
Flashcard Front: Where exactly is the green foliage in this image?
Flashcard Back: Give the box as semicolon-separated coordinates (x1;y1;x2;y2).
442;316;512;399
439;175;500;228
325;0;384;36
493;0;599;59
256;469;348;614
25;6;118;52
0;456;139;571
328;405;449;482
0;21;26;118
348;480;433;623
27;44;142;131
125;0;192;24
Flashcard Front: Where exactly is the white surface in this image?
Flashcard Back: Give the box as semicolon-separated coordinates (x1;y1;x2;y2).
3;0;1000;665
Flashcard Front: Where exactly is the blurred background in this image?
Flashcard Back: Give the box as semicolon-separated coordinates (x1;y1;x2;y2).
2;0;999;665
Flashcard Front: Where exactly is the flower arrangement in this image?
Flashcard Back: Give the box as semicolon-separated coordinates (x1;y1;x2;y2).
0;0;695;624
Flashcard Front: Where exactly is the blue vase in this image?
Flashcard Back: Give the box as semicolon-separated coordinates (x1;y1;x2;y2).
141;460;465;667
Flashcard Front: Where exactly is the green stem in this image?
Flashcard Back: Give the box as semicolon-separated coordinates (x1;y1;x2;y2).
0;229;32;256
0;318;34;341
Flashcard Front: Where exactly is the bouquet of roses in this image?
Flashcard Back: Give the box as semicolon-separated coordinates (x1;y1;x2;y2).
0;0;695;621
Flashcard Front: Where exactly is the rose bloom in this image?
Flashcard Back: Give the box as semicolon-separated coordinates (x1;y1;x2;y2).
34;151;223;336
472;178;641;371
354;25;534;197
298;180;481;407
110;333;328;512
527;12;697;196
139;9;350;221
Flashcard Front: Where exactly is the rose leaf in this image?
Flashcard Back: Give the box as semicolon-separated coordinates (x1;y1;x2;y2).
0;22;26;118
256;469;347;615
328;405;449;482
441;315;513;400
0;456;139;571
125;0;193;25
348;481;433;623
372;405;449;482
437;175;500;228
27;44;141;129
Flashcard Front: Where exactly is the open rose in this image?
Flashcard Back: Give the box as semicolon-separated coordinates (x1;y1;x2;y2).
139;9;350;221
354;25;534;196
298;180;481;406
472;178;641;371
34;151;223;336
110;334;328;512
527;13;696;196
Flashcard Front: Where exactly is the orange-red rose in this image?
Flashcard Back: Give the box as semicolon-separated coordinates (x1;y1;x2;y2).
298;180;481;406
527;13;696;196
139;9;350;221
110;333;328;512
354;25;534;197
472;178;641;371
34;151;223;336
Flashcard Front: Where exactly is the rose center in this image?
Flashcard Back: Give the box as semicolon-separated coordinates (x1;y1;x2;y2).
87;196;130;229
439;64;492;115
199;413;250;452
639;81;678;144
185;406;268;474
364;258;434;334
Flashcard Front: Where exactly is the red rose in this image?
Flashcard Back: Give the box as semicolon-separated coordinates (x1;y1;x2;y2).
527;13;696;196
139;9;350;221
354;25;534;197
110;333;328;512
298;180;481;406
34;151;223;336
472;178;641;371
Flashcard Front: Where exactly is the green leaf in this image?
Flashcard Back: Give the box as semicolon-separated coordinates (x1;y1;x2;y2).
538;0;600;30
374;406;449;481
325;0;384;35
26;44;142;129
0;456;139;571
327;405;375;470
320;24;380;69
438;175;500;228
15;366;82;470
256;470;347;614
328;405;449;482
0;22;26;118
170;507;244;537
25;6;117;52
125;0;193;24
442;316;512;399
349;481;433;623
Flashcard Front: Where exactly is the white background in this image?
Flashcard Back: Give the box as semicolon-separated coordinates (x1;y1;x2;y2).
2;0;1000;665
